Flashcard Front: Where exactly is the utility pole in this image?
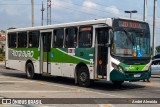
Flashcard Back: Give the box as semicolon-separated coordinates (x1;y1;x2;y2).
41;1;45;26
143;0;147;22
50;0;51;25
31;0;34;27
47;0;51;25
153;0;157;56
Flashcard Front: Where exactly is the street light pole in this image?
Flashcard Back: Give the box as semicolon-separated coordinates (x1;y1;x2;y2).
47;0;51;25
130;13;132;19
143;0;147;22
153;0;157;56
41;1;45;26
31;0;34;27
124;10;137;18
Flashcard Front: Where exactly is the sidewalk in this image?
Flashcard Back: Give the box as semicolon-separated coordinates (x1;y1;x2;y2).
151;75;160;78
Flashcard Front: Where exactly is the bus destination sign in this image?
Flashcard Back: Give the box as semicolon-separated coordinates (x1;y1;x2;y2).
80;27;92;31
118;21;146;29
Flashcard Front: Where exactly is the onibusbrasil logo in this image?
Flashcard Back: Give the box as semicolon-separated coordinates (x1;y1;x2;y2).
12;50;34;58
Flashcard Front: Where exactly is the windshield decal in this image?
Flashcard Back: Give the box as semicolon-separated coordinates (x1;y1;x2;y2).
137;45;142;57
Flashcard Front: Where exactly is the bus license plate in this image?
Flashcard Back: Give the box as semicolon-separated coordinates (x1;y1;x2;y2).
134;74;141;77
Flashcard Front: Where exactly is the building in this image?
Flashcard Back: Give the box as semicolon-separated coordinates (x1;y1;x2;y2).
0;32;6;52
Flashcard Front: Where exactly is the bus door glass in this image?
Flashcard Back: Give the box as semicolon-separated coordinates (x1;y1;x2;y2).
96;27;109;78
41;32;52;73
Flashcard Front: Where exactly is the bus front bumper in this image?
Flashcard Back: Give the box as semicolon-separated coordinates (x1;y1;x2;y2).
110;69;151;82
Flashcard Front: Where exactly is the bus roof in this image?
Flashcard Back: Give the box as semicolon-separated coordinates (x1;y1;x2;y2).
118;17;145;22
7;18;146;33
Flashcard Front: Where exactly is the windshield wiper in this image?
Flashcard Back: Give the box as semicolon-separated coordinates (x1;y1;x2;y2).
123;29;135;45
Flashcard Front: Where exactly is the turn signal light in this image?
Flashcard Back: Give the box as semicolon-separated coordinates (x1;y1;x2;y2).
133;52;137;57
98;60;103;65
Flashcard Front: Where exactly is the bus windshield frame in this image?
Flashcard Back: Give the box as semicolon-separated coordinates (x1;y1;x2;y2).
111;19;151;58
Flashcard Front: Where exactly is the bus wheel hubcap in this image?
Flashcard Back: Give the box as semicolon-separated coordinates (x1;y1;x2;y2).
80;72;87;82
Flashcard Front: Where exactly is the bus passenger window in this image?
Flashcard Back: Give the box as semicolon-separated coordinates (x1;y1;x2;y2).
65;27;77;48
79;27;92;48
8;33;17;48
54;29;64;48
29;31;40;48
18;32;27;48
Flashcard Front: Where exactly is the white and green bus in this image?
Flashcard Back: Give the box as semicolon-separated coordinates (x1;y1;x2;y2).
5;18;151;87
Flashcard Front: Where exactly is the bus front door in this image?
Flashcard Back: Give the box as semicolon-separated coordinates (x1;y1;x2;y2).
95;28;108;79
41;32;52;74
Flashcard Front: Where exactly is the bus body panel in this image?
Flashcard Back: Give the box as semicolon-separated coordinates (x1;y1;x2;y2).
6;60;25;71
49;48;95;79
51;63;61;76
110;57;151;81
60;63;75;78
6;48;40;73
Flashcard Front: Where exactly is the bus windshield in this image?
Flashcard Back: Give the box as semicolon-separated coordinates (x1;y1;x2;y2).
112;29;150;57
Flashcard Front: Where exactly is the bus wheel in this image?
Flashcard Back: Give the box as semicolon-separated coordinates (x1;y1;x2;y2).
26;63;36;79
77;66;90;87
112;81;124;85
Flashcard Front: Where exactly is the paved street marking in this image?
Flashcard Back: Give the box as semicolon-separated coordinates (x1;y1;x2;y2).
99;104;115;107
0;81;34;83
0;91;74;93
0;80;130;98
1;72;157;98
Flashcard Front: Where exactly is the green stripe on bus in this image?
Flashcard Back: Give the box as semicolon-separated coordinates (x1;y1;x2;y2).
9;48;95;65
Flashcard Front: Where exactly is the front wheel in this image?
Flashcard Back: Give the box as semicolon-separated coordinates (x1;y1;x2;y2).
77;66;91;87
112;81;124;85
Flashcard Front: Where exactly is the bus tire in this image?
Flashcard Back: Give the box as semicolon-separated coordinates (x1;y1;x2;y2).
112;81;124;85
77;66;90;87
26;63;36;79
5;67;10;69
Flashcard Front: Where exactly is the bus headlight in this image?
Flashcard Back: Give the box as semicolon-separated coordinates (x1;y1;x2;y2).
111;62;124;73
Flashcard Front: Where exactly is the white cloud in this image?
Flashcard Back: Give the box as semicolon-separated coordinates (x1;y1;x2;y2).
105;6;120;15
52;0;102;22
81;0;100;13
0;0;32;29
52;0;73;10
82;0;98;9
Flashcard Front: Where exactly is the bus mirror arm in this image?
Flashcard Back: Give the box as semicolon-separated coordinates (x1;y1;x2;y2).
105;43;111;47
109;29;114;47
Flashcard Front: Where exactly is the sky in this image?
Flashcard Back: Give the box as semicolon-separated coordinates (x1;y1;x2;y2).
0;0;160;46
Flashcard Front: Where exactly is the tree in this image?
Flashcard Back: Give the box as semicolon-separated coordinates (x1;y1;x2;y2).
156;46;160;53
0;30;5;33
7;27;16;30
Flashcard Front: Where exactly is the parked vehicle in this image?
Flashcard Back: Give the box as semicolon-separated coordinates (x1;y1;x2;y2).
151;58;160;75
152;54;160;60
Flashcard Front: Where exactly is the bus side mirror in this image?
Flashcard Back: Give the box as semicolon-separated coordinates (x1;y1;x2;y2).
109;29;114;46
105;43;111;47
109;30;113;40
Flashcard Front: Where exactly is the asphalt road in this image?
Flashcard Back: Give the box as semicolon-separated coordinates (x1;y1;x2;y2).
0;62;160;107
